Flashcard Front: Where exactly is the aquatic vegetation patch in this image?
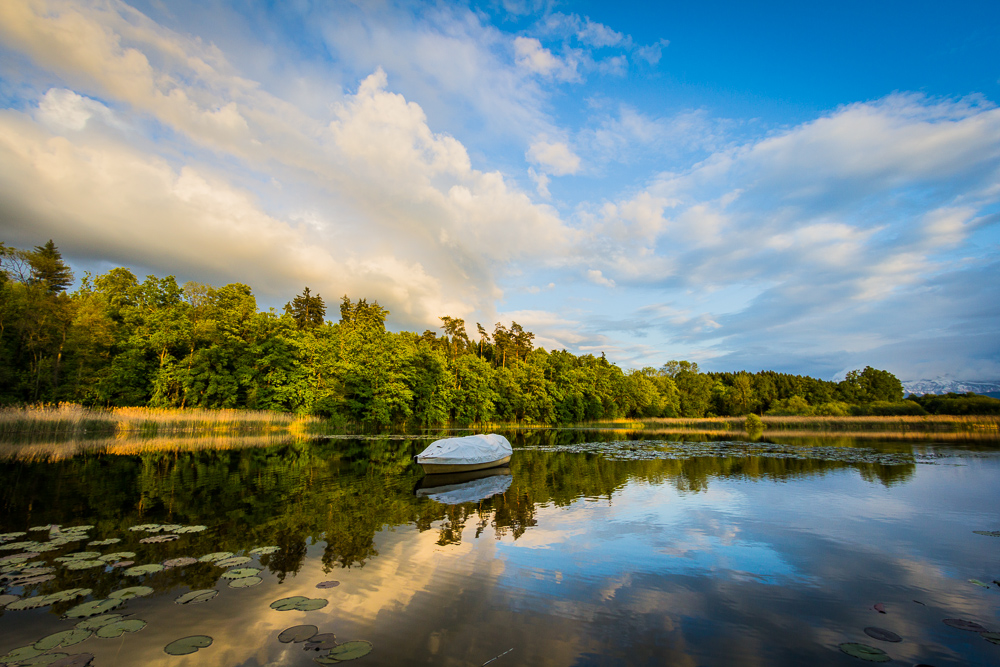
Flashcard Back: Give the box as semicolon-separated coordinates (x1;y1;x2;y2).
220;567;260;580
34;629;92;650
123;563;164;576
86;538;120;546
519;439;917;465
315;581;340;589
75;614;123;631
279;625;318;643
838;642;891;662
972;530;1000;537
163;635;213;656
64;598;124;618
228;576;262;588
270;596;328;612
322;640;373;662
174;589;218;605
162;557;198;568
198;551;233;563
48;653;94;667
943;618;988;631
94;619;146;638
108;586;153;600
139;534;179;544
215;556;251;567
863;627;901;642
249;546;279;556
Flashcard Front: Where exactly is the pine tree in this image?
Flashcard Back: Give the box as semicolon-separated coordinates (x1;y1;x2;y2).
284;287;325;328
28;240;73;294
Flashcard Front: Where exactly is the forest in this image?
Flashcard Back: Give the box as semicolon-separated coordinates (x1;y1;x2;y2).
1;239;991;425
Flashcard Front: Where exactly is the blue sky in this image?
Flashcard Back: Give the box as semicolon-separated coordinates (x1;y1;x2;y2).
1;0;998;381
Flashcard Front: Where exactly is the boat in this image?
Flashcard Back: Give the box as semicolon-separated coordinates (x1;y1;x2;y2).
415;466;512;505
414;433;512;474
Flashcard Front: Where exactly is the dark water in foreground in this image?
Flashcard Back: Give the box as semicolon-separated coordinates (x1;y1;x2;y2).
0;430;999;666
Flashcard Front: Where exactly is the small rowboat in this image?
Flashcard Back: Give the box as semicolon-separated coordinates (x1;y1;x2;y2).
415;434;512;474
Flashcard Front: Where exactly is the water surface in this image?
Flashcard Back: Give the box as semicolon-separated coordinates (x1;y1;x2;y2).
1;431;998;666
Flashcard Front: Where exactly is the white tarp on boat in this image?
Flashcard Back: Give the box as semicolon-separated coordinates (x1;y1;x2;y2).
416;473;513;505
416;434;512;466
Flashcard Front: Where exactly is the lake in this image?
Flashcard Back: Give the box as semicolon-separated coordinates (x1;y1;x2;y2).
1;430;999;666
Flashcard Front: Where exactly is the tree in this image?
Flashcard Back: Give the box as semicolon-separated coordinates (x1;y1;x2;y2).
439;316;470;361
29;240;74;294
285;287;325;329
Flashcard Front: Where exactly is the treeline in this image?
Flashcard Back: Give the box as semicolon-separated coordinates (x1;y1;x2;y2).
2;239;981;425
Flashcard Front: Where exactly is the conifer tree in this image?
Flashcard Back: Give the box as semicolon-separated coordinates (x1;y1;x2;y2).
28;240;73;294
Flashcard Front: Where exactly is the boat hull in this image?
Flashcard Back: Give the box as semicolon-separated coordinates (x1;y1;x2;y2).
418;455;511;475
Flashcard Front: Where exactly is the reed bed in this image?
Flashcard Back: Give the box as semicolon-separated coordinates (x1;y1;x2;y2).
0;432;302;462
626;414;1000;433
0;403;316;438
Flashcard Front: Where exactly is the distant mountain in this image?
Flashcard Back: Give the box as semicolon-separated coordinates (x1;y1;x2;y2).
903;378;1000;398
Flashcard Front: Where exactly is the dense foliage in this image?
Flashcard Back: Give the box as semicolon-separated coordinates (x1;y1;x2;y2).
0;240;927;424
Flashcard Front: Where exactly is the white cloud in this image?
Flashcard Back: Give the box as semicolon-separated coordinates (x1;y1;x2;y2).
527;138;581;175
576;18;626;48
513;36;580;82
586;269;615;288
36;88;120;131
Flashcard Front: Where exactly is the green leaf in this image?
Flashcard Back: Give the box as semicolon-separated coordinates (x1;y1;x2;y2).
64;598;124;619
87;538;120;546
64;560;105;571
108;586;154;600
981;631;1000;645
19;651;70;665
220;567;260;579
278;625;318;643
47;588;92;603
48;654;95;667
98;552;136;562
95;619;147;639
163;557;198;568
175;589;218;605
249;546;279;556
838;643;890;662
164;635;213;656
123;563;164;576
270;596;309;611
0;646;45;663
228;576;262;589
174;525;207;533
34;629;92;650
325;641;373;661
198;551;233;563
215;556;251;568
968;579;991;588
75;614;123;631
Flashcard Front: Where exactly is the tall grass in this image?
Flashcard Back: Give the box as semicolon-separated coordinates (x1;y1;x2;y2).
0;403;316;439
0;432;304;462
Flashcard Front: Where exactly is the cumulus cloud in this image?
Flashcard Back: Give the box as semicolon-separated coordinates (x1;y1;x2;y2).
0;0;574;330
527;138;581;175
572;94;1000;377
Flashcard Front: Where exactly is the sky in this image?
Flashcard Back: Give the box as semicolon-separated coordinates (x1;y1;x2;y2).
0;0;998;382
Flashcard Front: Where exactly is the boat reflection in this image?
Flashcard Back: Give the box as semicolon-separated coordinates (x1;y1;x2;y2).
415;466;512;505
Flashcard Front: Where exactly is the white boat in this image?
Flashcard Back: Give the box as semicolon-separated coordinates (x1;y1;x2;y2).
415;434;512;474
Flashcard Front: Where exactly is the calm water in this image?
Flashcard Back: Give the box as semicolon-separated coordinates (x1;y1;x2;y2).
1;430;999;666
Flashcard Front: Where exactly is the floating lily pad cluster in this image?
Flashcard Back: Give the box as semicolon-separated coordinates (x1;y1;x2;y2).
519;439;917;465
0;519;286;665
277;624;373;663
0;606;148;666
838;600;999;662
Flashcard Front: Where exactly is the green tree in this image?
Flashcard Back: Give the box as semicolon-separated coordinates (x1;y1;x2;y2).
285;287;325;329
28;240;74;294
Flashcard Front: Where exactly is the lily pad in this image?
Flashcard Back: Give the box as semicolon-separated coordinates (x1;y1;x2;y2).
75;614;123;631
99;552;136;562
250;546;279;556
216;556;252;568
139;534;180;544
872;602;885;614
315;581;340;589
65;560;105;571
34;629;92;650
47;588;91;603
228;576;262;589
29;525;51;532
108;586;154;600
943;618;988;632
0;553;38;564
20;652;70;666
87;538;120;546
64;598;124;618
10;573;57;585
62;526;94;533
863;627;902;643
983;631;1000;645
163;557;198;568
0;531;27;539
110;560;134;568
124;563;164;576
303;633;338;651
1;541;38;551
158;524;183;533
49;654;95;667
198;552;233;563
56;552;100;562
972;530;1000;537
6;595;56;610
325;640;373;661
221;567;261;580
164;635;213;656
174;525;206;533
969;579;991;588
1;646;45;663
270;596;322;612
838;643;890;662
0;593;19;607
95;619;147;638
278;625;318;643
129;524;160;532
175;589;218;605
